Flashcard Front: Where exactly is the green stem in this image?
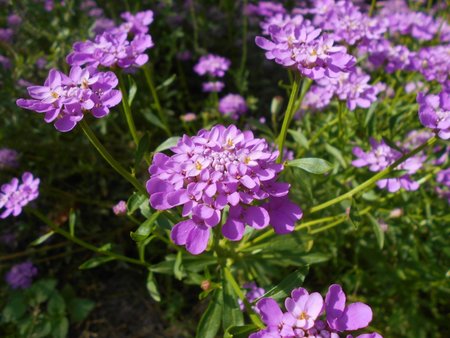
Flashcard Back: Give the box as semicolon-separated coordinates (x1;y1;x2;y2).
79;120;147;196
277;74;301;163
189;0;199;52
308;136;437;214
29;209;150;267
223;266;265;328
117;72;140;145
143;64;171;136
238;0;248;91
369;0;377;17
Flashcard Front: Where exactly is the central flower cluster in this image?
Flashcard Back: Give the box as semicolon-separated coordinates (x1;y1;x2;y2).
147;125;302;254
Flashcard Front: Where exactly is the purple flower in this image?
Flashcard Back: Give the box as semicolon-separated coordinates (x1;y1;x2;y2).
7;14;22;27
202;81;225;93
146;125;302;254
0;148;19;169
417;90;450;140
194;54;231;78
409;46;450;84
352;139;425;192
120;10;154;35
92;18;116;35
218;94;248;120
35;57;47;70
16;66;121;132
0;28;13;42
0;172;40;219
436;168;450;204
245;1;286;18
285;287;324;330
0;55;11;69
180;113;197;122
5;262;38;289
325;284;372;332
250;298;295;338
239;282;266;311
255;18;355;80
112;200;127;215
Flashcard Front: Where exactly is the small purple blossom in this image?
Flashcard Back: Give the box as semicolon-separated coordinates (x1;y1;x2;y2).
5;262;38;289
255;17;355;80
194;54;231;78
180;113;197;122
7;14;22;27
16;66;121;132
0;172;40;219
112;200;127;215
202;81;225;93
146;125;302;254
417;90;450;140
218;94;248;120
0;148;19;169
239;282;266;312
0;28;13;42
352;138;425;192
0;55;11;69
245;1;286;18
120;10;154;35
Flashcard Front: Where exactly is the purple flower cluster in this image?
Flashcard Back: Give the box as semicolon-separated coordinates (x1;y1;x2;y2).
202;81;225;93
17;66;121;132
245;1;286;18
5;261;38;289
218;94;248;120
436;168;450;204
146;125;302;254
303;67;379;112
255;15;355;80
0;172;40;219
239;282;266;312
417;90;450;140
67;10;154;69
194;54;231;93
250;284;381;338
311;0;386;46
352;139;425;193
409;46;450;84
0;148;19;170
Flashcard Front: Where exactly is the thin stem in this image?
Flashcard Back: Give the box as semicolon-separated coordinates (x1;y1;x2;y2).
238;0;248;91
369;0;377;17
223;266;265;328
189;0;199;52
79;120;147;196
117;72;140;145
277;74;301;163
308;136;438;214
143;64;171;136
29;209;150;268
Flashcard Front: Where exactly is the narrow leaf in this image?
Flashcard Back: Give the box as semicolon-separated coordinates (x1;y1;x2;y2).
367;213;385;249
222;271;244;332
225;324;259;338
154;136;181;153
255;266;309;303
30;231;54;246
146;270;161;302
79;256;116;270
196;289;223;338
287;158;333;174
130;211;160;242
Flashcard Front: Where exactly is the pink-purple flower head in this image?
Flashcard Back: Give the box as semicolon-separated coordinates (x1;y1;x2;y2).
218;94;248;120
5;261;38;289
245;1;286;18
112;200;127;216
16;66;121;132
0;148;19;170
67;10;154;69
417;90;450;140
352;139;425;193
202;81;225;93
255;19;355;80
146;125;302;254
250;284;380;338
409;46;450;84
0;172;40;219
436;168;450;204
194;54;231;78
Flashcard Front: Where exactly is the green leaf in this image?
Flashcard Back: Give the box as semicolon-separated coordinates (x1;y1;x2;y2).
287;158;333;174
154;136;181;153
196;289;223;338
174;251;184;280
28;279;57;305
157;74;176;90
142;109;170;134
225;324;259;338
51;316;69;338
48;292;66;316
67;298;95;323
255;267;309;303
127;192;148;215
128;77;137;106
222;272;244;332
2;292;27;322
30;230;54;246
69;209;76;237
367;213;385;249
146;270;161;302
130;211;160;242
325;143;347;168
135;133;151;166
79;256;116;270
288;129;309;149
